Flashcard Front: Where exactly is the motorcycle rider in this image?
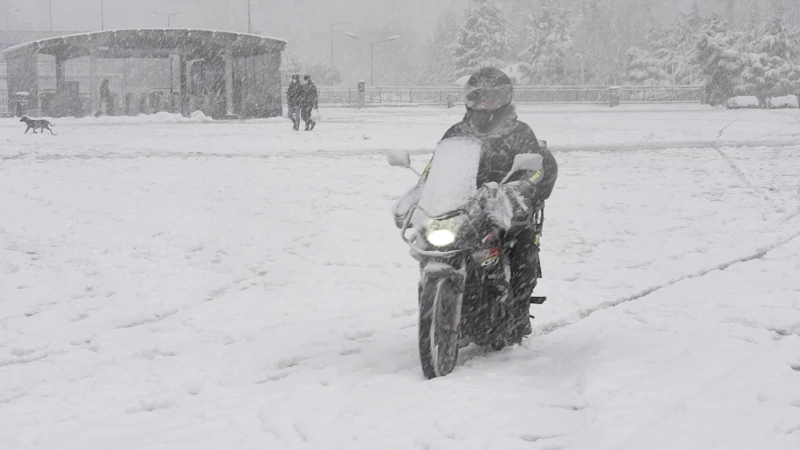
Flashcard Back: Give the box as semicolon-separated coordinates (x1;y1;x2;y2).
395;67;558;340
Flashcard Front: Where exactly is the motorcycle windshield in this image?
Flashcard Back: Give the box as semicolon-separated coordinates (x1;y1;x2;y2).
416;136;482;219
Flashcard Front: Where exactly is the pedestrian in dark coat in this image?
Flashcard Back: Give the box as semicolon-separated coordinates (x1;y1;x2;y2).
287;74;302;130
299;75;318;131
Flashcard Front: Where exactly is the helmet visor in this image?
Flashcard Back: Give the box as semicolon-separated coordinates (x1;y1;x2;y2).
464;84;513;111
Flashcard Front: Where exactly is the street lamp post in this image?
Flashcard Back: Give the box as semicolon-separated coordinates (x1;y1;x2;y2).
100;0;104;30
7;7;19;31
247;0;252;33
330;21;348;69
49;0;53;31
345;33;400;86
150;10;182;28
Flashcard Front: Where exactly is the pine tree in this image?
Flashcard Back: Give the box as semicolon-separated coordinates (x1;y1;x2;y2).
657;4;706;85
741;14;800;101
687;0;703;33
419;12;459;85
695;16;746;105
624;47;670;85
726;0;737;30
452;0;513;79
745;0;762;30
572;0;621;84
518;0;573;85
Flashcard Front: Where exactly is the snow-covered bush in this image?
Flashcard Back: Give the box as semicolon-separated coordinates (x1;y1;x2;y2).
767;95;799;108
726;96;760;109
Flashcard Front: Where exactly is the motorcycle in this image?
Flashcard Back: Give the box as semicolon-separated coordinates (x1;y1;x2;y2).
387;136;547;379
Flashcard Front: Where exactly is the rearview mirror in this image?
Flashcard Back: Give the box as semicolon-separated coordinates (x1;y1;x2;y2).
387;150;412;169
501;154;544;184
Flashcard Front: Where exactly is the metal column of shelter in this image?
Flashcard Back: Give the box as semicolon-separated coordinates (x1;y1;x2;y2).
224;46;235;118
89;52;98;115
179;55;188;116
55;56;66;91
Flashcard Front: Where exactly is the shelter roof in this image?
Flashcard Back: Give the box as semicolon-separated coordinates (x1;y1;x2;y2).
3;29;286;61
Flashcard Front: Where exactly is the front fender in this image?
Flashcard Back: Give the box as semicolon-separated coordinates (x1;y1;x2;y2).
423;261;466;285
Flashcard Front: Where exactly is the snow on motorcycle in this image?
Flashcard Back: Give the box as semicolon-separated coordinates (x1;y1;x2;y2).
387;136;547;379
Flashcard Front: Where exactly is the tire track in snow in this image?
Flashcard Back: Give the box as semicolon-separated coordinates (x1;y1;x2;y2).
712;120;783;208
536;227;800;336
535;206;800;336
536;124;800;337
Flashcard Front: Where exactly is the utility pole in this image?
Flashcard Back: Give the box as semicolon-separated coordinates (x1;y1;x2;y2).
49;0;53;31
248;0;251;33
100;0;104;30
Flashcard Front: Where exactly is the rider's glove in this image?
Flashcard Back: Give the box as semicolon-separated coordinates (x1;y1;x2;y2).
481;181;534;230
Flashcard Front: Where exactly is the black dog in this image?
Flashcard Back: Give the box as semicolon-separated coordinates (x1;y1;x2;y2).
20;116;55;135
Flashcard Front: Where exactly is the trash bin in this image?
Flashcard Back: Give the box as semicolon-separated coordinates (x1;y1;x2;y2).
357;81;366;109
608;86;620;107
446;93;457;108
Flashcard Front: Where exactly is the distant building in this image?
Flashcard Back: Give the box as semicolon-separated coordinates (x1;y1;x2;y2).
3;29;286;119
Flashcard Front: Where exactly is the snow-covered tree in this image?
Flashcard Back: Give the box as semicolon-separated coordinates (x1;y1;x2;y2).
624;47;670;85
739;15;800;103
652;5;707;85
745;0;762;30
518;0;573;85
687;1;703;33
571;0;629;85
695;17;746;105
757;16;800;61
726;0;737;30
419;12;459;85
452;0;513;79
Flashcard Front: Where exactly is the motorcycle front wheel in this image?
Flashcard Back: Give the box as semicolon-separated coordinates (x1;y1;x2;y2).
418;275;463;379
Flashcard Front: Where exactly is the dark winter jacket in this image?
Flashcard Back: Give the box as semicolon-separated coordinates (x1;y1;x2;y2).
287;82;302;107
300;82;319;109
435;104;558;203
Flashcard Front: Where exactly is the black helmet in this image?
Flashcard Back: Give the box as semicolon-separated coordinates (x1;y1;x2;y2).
464;67;513;111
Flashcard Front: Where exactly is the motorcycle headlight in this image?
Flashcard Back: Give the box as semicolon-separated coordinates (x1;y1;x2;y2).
424;216;464;248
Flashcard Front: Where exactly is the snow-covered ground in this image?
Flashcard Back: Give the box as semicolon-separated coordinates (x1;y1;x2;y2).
2;105;800;449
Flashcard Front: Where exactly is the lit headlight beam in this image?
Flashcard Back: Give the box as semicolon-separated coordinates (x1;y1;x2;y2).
426;229;456;247
424;216;464;247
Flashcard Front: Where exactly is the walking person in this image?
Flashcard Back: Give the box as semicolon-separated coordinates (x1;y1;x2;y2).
299;75;318;131
287;74;302;130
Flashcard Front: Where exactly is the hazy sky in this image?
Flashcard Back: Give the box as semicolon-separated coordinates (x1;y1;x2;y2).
1;0;460;73
0;0;755;84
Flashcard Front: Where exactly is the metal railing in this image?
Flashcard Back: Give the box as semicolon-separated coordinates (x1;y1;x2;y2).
315;85;705;106
2;85;705;116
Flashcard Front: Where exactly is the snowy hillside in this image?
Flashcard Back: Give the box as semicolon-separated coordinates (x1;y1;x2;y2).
1;105;800;449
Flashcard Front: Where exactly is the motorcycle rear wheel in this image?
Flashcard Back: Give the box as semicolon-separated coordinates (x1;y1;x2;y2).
418;276;462;379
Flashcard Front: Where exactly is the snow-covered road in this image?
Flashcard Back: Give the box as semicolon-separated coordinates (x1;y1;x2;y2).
2;106;800;449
